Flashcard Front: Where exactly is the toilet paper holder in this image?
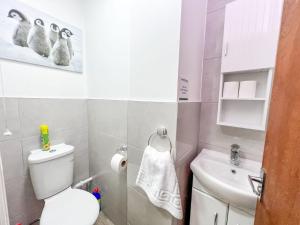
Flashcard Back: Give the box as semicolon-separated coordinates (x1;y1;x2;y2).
147;127;172;154
116;144;128;156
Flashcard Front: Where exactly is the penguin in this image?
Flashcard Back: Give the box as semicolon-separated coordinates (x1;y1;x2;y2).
61;28;74;59
7;9;31;47
51;29;70;66
48;23;60;47
27;18;50;57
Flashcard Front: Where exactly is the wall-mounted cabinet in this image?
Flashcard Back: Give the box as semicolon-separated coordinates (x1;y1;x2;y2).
221;0;283;73
217;0;284;131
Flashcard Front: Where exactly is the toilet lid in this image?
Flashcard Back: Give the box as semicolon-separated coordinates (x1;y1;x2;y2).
40;188;99;225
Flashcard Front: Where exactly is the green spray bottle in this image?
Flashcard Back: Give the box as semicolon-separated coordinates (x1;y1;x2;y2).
40;124;50;151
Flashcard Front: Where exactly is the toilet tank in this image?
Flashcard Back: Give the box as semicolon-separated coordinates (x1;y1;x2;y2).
28;143;74;200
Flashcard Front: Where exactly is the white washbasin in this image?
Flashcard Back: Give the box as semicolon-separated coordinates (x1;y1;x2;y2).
191;149;261;210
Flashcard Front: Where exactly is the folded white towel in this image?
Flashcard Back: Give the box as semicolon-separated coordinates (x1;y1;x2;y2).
136;145;183;220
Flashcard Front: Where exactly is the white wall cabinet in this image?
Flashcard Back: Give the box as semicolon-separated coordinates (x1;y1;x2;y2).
221;0;283;73
217;0;284;131
190;189;228;225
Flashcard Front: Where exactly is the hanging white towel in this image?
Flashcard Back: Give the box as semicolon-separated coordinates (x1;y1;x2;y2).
136;145;183;220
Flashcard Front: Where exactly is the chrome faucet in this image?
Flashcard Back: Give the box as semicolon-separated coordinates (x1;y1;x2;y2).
230;144;240;166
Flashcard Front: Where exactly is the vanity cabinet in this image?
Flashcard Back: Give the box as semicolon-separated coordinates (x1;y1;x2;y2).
190;188;254;225
190;189;228;225
227;206;254;225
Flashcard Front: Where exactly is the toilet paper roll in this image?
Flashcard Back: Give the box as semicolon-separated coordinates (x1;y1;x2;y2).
111;153;127;173
223;81;239;98
239;81;257;98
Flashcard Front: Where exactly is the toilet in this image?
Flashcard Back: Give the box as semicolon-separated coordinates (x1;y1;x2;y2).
28;143;99;225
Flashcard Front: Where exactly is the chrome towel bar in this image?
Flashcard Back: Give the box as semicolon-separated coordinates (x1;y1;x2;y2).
147;127;172;154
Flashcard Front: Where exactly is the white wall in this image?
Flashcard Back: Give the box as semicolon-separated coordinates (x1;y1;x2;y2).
85;0;182;102
85;0;130;100
178;0;207;102
0;0;87;98
129;0;182;102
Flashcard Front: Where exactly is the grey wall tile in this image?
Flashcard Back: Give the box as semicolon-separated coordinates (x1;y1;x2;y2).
88;132;126;225
74;152;89;183
0;98;21;141
127;145;144;190
127;101;177;150
176;102;201;152
19;98;87;138
0;140;23;181
204;9;225;59
198;102;265;161
88;99;127;225
202;58;221;103
128;186;172;225
87;99;127;141
5;176;43;225
175;102;201;225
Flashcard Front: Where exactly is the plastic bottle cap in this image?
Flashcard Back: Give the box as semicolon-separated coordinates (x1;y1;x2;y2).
40;124;49;133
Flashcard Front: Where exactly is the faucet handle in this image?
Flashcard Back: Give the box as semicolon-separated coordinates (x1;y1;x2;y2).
231;144;240;150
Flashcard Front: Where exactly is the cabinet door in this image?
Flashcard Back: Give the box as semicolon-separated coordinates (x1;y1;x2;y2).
221;0;283;72
227;206;254;225
190;189;228;225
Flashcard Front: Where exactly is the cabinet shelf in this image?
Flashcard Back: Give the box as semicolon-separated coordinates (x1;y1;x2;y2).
217;122;265;131
220;98;266;101
217;69;273;131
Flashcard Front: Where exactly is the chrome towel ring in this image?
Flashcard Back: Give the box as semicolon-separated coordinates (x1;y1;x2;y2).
147;127;172;154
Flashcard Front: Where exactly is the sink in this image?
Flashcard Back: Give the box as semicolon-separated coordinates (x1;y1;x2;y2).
191;149;261;210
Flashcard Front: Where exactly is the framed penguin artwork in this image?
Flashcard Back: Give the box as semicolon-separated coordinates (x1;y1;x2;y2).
0;0;83;73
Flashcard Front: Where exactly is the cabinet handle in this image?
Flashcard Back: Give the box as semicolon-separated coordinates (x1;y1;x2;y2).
214;212;218;225
224;42;229;56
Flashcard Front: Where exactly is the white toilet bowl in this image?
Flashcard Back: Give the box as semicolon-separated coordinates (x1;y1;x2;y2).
40;188;99;225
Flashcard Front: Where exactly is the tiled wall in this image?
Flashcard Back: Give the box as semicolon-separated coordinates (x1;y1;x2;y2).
199;0;266;161
88;99;128;225
126;101;178;225
0;98;89;225
174;102;201;225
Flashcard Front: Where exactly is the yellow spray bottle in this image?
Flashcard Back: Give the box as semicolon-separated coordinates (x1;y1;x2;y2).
40;124;50;151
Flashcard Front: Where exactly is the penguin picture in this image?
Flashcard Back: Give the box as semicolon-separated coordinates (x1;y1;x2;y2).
7;9;31;47
61;28;74;59
51;29;70;66
27;18;51;57
49;23;60;47
1;1;83;73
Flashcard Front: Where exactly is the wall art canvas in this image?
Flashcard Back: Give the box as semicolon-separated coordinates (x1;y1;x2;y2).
0;0;83;73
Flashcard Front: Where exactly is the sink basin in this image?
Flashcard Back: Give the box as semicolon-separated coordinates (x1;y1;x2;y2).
191;149;261;210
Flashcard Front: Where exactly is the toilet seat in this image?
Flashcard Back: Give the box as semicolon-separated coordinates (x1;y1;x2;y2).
40;188;99;225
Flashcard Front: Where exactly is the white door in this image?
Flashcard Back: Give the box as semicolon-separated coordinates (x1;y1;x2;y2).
227;206;254;225
190;189;228;225
221;0;284;73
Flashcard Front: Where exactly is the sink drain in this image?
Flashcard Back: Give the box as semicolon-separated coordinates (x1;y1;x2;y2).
231;169;236;174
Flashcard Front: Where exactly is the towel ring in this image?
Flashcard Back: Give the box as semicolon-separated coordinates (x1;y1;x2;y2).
147;127;172;154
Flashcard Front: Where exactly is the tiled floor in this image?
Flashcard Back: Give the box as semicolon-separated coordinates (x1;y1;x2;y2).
95;212;115;225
